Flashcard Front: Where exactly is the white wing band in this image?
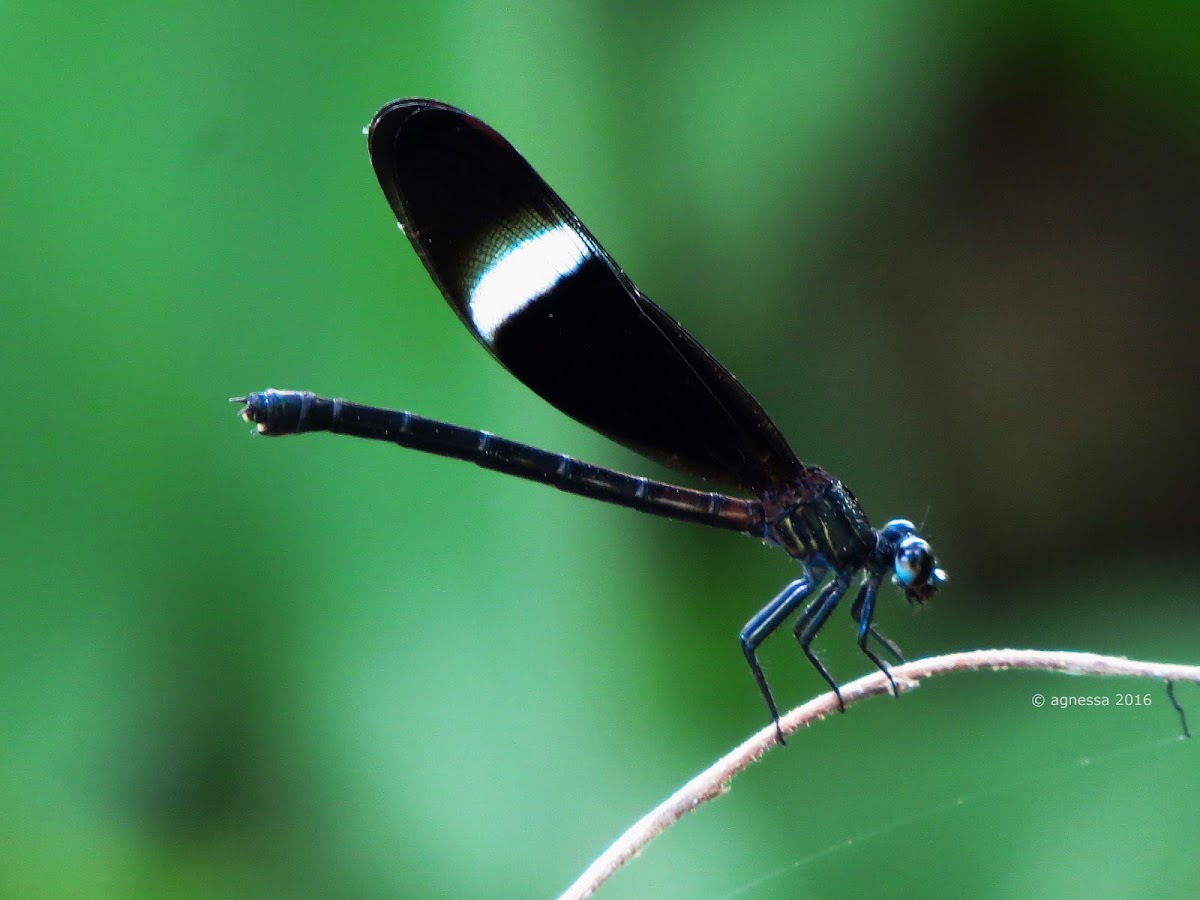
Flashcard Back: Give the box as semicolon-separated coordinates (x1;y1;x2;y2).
469;224;589;342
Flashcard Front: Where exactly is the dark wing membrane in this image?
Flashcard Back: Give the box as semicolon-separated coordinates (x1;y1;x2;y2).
367;98;802;494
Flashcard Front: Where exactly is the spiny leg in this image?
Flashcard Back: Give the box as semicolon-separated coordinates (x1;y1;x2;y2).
849;578;901;697
849;577;904;663
791;576;837;641
793;574;852;711
740;567;825;743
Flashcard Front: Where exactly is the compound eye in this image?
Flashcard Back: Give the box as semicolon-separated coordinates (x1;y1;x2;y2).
880;518;916;543
894;535;933;587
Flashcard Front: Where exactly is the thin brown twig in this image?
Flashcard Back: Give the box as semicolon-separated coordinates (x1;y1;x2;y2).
559;648;1200;900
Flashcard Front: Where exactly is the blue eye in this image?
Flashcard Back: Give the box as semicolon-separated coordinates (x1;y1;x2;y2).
894;535;932;586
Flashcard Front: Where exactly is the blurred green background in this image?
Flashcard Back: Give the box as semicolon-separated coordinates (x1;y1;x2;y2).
4;2;1199;897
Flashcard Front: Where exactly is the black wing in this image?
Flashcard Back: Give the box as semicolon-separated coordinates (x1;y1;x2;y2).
367;98;802;495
